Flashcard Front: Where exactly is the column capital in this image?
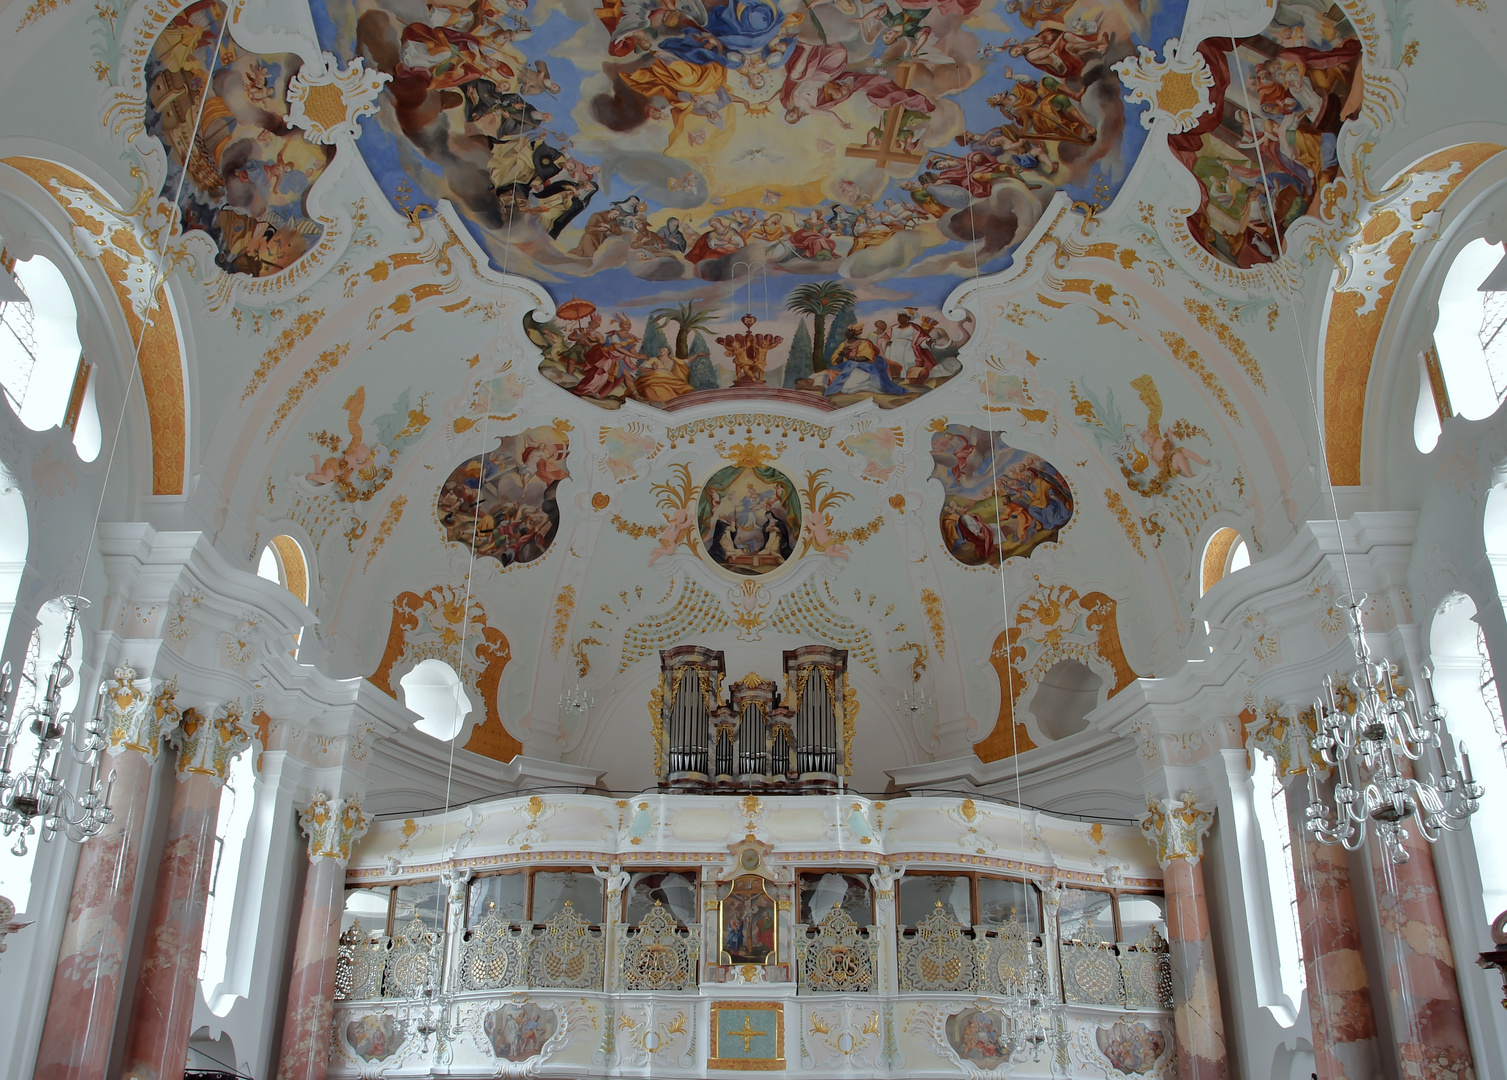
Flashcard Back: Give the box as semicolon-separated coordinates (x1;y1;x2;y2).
300;790;370;863
172;701;251;783
1245;698;1325;780
1139;790;1213;867
103;666;181;763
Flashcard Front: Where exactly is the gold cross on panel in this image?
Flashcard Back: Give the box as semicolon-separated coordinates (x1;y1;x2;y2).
729;1013;766;1053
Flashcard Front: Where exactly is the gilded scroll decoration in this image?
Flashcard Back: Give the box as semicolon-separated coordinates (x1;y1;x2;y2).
383;915;443;999
980;911;1049;998
1119;926;1174;1011
335;919;389;1002
1060;917;1126;1008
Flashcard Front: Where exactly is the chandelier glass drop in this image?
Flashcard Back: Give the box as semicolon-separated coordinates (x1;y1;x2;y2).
1305;600;1483;864
0;596;114;856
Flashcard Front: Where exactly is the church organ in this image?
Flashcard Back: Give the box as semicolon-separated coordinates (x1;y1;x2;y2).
653;645;852;793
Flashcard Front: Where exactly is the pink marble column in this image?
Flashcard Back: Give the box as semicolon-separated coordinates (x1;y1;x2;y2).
1141;792;1229;1080
1371;830;1476;1080
1285;784;1380;1080
35;670;177;1080
275;792;370;1080
120;703;250;1080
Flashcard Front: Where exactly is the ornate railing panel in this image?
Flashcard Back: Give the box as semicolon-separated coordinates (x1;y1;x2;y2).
1119;926;1174;1011
528;903;606;990
1060;919;1127;1007
618;902;699;991
898;903;977;993
979;913;1050;998
383;916;444;999
796;909;877;993
334;919;388;1002
458;908;529;991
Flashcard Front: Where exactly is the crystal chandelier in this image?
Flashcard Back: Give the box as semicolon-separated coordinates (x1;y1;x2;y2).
0;596;114;855
1304;600;1482;864
989;911;1066;1062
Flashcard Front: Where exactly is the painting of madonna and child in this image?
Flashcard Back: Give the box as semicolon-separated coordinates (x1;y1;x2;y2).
930;424;1073;566
309;0;1192;405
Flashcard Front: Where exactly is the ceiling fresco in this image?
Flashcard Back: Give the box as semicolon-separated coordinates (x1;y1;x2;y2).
9;0;1474;801
929;423;1073;566
146;0;335;276
1169;2;1361;268
437;423;572;566
307;0;1191;409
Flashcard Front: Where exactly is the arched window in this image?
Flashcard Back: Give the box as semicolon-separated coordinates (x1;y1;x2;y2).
1251;752;1305;1008
399;659;474;742
0;253;99;460
257;534;309;653
1432;238;1507;421
1201;527;1251;595
1428;593;1507;924
256;534;308;604
0;598;86;912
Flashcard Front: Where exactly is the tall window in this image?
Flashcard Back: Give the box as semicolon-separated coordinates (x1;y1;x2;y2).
1252;751;1305;1005
199;748;255;1000
0;254;99;460
1201;527;1251;595
256;535;309;653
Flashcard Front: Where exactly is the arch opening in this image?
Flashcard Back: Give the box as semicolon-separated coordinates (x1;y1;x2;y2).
1429;593;1507;925
1028;659;1103;741
1201;527;1249;595
0;254;99;460
1433;238;1507;421
400;658;475;742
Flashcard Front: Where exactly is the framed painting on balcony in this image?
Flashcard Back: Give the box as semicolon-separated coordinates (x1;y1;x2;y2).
717;874;778;966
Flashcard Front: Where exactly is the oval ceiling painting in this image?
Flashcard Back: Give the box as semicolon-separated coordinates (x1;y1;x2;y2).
437;425;571;566
930;423;1071;566
312;0;1190;408
697;464;801;575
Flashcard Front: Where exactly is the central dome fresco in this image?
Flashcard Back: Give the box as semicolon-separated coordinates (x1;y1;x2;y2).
311;0;1188;409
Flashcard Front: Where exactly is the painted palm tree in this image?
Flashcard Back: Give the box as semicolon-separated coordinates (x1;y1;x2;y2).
785;282;856;372
649;301;719;359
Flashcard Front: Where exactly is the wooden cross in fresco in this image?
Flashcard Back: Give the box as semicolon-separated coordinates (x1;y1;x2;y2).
844;62;926;168
730;1014;766;1053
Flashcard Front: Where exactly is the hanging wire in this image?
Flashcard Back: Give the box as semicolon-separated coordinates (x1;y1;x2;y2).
74;8;233;600
965;173;1030;880
1217;1;1355;601
1216;0;1376;1050
428;179;526;933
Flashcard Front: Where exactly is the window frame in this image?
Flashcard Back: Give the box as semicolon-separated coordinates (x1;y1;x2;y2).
620;866;701;929
895;868;1045;935
464;865;607;930
795;867;875;926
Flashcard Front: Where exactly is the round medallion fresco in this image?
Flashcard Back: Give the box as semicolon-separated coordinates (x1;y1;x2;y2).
697;465;801;576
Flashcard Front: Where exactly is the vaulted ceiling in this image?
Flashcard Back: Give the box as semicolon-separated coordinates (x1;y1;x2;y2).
0;0;1502;810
